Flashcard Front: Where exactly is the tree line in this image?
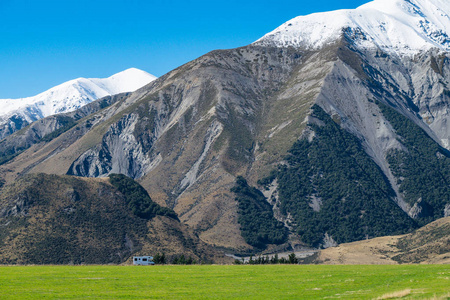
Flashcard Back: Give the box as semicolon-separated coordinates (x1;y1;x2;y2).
234;253;300;265
152;253;197;265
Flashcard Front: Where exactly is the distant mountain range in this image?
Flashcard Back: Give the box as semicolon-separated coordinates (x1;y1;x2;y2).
0;0;449;264
0;68;156;139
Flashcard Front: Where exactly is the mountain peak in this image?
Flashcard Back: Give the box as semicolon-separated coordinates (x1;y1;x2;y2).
107;67;156;81
0;68;157;138
254;0;450;55
90;68;157;96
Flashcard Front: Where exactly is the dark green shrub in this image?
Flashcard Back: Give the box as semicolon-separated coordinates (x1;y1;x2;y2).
231;176;288;249
108;174;178;220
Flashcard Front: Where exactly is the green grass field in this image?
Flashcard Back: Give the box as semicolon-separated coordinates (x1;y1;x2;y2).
0;265;449;299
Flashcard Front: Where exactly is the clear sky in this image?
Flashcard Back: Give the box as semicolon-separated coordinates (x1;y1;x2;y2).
0;0;370;98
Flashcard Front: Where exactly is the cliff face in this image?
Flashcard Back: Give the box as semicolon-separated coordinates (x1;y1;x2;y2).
0;93;128;167
1;36;449;250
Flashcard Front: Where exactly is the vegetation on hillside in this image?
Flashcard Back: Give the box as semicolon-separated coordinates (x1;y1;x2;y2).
217;103;256;174
0;174;214;265
0;174;149;264
0;115;78;166
378;101;450;225
40;116;77;142
0;144;25;166
108;173;178;220
231;176;288;249
261;105;416;247
392;217;450;264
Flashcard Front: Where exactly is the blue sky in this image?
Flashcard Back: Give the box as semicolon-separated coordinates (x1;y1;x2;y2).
0;0;370;98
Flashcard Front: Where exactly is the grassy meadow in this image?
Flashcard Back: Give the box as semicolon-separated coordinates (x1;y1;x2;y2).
0;264;449;299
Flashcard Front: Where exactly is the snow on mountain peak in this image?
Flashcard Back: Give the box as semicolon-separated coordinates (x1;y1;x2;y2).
91;68;157;95
0;68;157;121
254;0;450;55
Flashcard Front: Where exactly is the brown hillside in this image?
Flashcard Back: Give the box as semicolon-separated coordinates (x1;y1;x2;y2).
315;217;450;265
0;173;228;264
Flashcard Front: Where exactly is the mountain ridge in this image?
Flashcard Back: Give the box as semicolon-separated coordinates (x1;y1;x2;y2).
255;0;450;56
0;68;156;139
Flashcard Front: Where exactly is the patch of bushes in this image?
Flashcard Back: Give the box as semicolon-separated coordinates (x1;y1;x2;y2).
108;174;178;220
378;101;450;225
234;253;300;265
0;147;25;166
231;176;288;249
41;116;77;142
262;105;416;247
153;253;198;265
152;253;166;264
171;255;196;265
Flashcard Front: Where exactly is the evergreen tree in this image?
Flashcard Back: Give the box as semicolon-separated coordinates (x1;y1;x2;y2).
288;253;298;264
270;254;279;264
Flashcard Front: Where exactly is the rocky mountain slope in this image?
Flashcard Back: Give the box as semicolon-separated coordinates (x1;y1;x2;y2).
0;68;156;139
0;173;224;264
1;0;449;254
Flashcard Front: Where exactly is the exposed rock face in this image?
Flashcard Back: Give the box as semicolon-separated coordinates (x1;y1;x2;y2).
0;37;449;250
0;93;128;166
67;113;152;178
0;191;31;218
445;204;450;218
0;114;31;140
322;233;338;249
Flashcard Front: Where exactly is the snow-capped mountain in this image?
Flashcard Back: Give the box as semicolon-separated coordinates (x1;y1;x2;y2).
1;0;450;254
255;0;450;55
0;68;156;139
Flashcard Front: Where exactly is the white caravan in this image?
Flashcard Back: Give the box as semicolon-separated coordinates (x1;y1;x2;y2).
133;256;155;265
